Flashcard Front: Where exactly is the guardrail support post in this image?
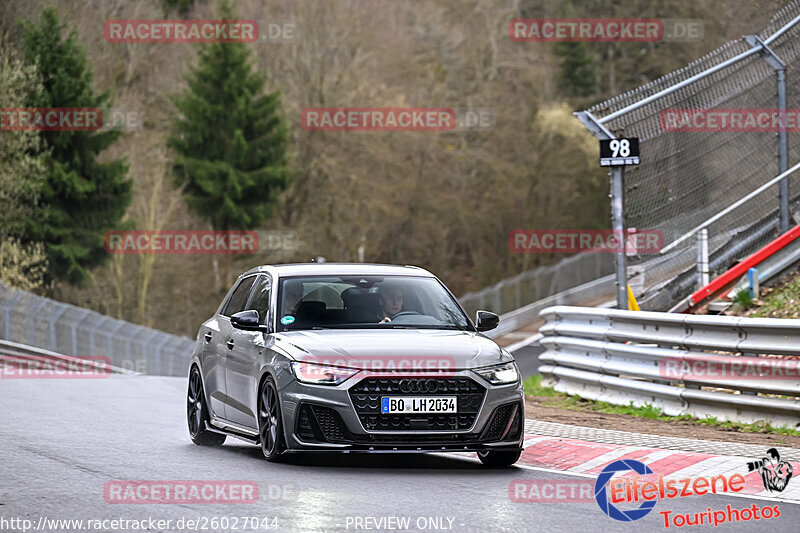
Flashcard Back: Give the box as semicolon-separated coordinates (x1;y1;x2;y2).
696;228;710;289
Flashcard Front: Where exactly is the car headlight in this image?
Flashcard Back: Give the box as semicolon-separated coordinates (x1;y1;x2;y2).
290;362;359;385
473;362;519;385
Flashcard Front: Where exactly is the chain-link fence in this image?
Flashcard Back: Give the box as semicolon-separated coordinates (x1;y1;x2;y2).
458;252;614;317
0;281;194;376
580;2;800;311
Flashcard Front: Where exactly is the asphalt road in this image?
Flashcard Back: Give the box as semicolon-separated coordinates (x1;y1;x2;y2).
1;375;798;533
508;340;545;379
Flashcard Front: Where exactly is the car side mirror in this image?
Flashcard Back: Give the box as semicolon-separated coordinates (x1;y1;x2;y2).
475;310;499;332
231;310;264;331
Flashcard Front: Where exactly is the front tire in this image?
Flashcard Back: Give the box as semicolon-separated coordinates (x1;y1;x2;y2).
478;449;522;467
258;376;286;462
187;366;226;446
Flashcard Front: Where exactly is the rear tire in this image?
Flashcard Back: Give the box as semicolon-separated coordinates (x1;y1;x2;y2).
478;449;521;467
187;366;226;446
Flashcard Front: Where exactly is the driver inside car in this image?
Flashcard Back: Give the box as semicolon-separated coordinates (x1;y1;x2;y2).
377;284;404;323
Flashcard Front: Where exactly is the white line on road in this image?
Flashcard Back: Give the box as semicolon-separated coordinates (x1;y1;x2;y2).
506;333;543;353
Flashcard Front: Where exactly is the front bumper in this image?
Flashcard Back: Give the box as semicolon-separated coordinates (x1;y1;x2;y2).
279;370;524;453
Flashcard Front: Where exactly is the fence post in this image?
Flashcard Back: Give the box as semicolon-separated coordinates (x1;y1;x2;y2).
745;35;789;233
696;228;710;288
2;291;24;341
574;111;627;309
28;298;48;346
777;67;790;232
70;309;90;356
107;321;125;361
50;304;68;352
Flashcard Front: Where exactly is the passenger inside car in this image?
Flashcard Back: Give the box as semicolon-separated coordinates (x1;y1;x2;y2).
282;280;304;316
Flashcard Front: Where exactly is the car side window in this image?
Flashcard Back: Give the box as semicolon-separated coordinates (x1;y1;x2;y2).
222;276;257;317
248;275;271;324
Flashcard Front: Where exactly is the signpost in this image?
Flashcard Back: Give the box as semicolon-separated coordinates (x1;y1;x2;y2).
600;137;640;310
575;112;642;310
599;138;640;167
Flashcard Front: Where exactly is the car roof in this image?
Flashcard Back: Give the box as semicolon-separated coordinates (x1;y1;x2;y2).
241;263;435;280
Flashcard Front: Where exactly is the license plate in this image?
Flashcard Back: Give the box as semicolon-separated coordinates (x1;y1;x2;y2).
380;396;457;414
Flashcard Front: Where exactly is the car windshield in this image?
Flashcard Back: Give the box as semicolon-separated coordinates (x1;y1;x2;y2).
276;275;472;331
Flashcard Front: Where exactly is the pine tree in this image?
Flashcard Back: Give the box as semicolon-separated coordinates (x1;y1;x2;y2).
20;7;132;284
550;1;597;99
553;41;598;98
168;1;290;285
162;0;195;16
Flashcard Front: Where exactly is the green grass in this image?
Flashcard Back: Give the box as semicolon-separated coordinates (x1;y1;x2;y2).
522;374;558;397
750;270;800;318
525;374;800;436
732;289;753;308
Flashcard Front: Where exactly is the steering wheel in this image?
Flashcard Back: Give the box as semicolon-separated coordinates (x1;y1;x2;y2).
390;311;420;319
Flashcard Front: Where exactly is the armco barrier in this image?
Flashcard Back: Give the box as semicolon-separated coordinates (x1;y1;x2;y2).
0;339;137;376
538;306;800;428
0;282;193;377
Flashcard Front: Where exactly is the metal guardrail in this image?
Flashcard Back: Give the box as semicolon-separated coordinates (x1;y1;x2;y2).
538;306;800;428
0;282;194;377
0;339;138;375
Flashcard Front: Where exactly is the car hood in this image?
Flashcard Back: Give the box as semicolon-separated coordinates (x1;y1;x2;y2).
272;329;512;370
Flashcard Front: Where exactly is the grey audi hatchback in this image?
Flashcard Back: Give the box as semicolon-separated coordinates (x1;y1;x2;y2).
187;263;524;466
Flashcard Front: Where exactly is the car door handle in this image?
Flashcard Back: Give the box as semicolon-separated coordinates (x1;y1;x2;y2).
226;339;235;350
204;332;212;343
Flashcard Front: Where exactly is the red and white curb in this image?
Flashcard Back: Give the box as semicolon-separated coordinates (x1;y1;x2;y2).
518;433;800;503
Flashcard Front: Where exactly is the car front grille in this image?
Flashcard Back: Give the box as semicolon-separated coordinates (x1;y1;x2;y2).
348;377;486;431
